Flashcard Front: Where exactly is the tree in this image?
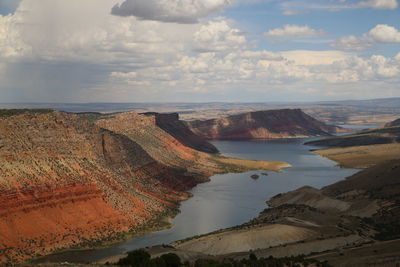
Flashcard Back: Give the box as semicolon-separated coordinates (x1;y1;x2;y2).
117;249;151;266
160;253;182;267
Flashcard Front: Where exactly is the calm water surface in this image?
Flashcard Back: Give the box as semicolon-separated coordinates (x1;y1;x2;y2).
338;124;382;130
55;138;360;262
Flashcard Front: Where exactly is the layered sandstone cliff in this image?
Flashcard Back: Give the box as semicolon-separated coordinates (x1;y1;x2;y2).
152;113;218;154
96;112;226;177
0;110;288;264
186;109;343;140
0;111;203;263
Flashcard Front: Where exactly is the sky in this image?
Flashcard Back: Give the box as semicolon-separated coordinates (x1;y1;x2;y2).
0;0;399;103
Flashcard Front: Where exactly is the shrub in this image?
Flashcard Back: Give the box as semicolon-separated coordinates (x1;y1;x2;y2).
160;253;181;267
117;249;151;266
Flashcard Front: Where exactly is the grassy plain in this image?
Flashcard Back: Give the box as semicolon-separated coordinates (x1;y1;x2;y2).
314;143;400;168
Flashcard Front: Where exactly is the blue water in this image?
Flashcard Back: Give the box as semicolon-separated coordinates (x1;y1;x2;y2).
56;138;360;262
338;124;382;130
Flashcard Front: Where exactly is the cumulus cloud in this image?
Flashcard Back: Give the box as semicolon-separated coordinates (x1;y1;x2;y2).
332;24;400;51
331;35;374;51
111;0;231;23
1;0;400;102
193;19;247;52
263;24;326;37
368;24;400;43
281;50;349;65
357;0;398;9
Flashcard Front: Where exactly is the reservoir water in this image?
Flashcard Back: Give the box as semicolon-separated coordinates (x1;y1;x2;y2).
63;138;358;263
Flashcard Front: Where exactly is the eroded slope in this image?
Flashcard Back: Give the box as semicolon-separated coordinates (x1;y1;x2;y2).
186;109;343;140
0;112;196;263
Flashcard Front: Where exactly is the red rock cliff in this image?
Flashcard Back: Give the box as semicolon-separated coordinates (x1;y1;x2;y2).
0;111;207;264
185;109;343;140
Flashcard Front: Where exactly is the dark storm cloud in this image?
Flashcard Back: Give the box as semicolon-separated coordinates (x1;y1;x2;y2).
111;0;231;24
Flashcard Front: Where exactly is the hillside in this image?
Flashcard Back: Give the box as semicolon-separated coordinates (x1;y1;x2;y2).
185;109;344;140
305;126;400;147
0;110;288;264
146;160;400;266
0;111;195;264
152;112;218;153
305;126;400;168
385;118;400;127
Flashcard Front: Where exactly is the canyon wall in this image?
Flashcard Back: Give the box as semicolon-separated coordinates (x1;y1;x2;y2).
186;109;343;140
0;111;212;263
0;109;298;264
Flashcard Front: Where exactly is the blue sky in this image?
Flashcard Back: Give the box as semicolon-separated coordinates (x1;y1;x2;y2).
0;0;21;15
223;1;400;56
0;0;399;102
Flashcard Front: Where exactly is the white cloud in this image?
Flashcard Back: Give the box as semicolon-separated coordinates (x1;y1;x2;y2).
332;24;400;51
0;13;31;57
331;35;373;51
0;0;399;102
357;0;398;9
279;0;398;13
281;50;349;65
282;10;302;15
367;24;400;43
264;24;326;37
193;18;247;52
111;0;232;23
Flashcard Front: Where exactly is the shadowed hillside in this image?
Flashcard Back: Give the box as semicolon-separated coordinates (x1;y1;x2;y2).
186;109;344;140
305;126;400;147
385;118;400;127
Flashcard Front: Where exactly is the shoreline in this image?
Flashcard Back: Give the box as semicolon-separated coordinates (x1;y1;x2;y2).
30;211;178;264
30;156;288;265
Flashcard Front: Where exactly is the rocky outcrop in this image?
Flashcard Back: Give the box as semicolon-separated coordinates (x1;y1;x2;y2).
96;112;228;178
185;109;343;140
0;111;203;263
152;113;218;154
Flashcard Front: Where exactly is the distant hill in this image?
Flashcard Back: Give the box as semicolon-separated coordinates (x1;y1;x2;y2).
385;118;400;127
185;109;344;140
305;126;400;147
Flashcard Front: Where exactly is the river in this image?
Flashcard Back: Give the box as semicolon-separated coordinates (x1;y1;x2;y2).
41;137;357;263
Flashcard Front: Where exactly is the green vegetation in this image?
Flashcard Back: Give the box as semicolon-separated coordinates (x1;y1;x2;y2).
116;250;331;267
117;250;181;267
194;254;331;267
374;221;400;240
0;109;53;117
76;112;121;121
250;174;260;179
361;216;400;241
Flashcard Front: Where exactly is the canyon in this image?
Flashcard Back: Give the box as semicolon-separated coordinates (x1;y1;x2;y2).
2;108;392;265
0;109;296;264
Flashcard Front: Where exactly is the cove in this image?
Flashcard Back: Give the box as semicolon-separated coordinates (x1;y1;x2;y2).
40;138;359;263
